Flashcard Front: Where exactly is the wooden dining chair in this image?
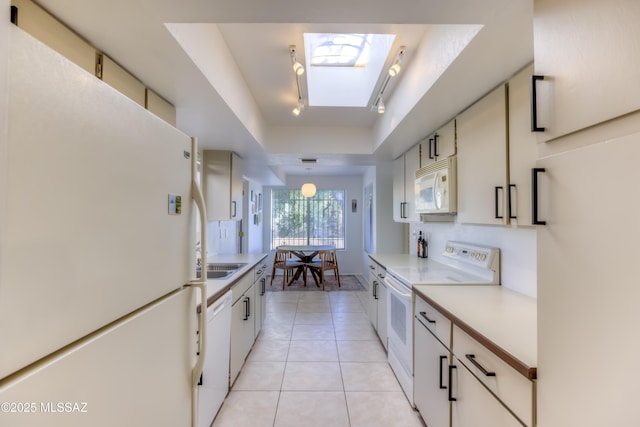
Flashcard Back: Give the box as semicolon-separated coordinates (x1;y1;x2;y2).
308;250;340;290
270;249;304;290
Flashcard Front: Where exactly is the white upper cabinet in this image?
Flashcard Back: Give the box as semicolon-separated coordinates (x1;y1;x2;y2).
421;119;456;167
392;144;421;223
533;0;640;141
507;64;538;226
456;85;508;225
202;150;244;221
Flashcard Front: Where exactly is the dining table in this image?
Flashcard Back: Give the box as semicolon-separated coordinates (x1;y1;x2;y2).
276;245;336;287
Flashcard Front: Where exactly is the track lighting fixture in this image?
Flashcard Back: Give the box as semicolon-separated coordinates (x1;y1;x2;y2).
292;98;304;116
388;63;401;77
290;45;305;75
370;46;406;114
289;45;306;116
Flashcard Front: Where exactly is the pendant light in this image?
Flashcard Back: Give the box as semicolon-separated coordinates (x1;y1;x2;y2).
301;182;317;198
301;167;316;197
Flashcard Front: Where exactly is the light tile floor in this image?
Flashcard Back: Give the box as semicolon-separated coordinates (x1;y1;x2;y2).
212;288;426;427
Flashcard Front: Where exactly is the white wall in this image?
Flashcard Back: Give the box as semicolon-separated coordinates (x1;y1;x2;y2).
410;221;537;297
244;179;264;254
263;174;364;276
362;164;405;274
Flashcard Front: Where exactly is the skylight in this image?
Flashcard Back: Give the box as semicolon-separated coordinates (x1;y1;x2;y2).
308;34;371;67
303;33;396;107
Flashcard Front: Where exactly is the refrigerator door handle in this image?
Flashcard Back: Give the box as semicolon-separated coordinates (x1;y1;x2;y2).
186;136;208;427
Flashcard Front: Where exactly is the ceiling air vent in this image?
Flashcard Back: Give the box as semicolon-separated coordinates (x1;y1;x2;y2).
300;158;318;164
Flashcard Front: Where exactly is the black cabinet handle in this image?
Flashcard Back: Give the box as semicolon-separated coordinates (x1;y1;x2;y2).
11;5;18;25
531;168;546;225
261;277;266;296
448;365;457;402
247;296;251;318
494;186;504;219
508;184;517;219
419;311;436;324
232;201;237;218
433;133;440;157
439;355;448;389
400;202;407;219
243;297;249;320
530;75;545;132
373;281;378;299
465;354;496;377
428;138;435;159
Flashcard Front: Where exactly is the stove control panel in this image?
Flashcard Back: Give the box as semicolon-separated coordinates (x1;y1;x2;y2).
443;242;499;270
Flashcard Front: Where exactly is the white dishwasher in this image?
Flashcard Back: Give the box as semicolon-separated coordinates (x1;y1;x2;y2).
198;290;232;427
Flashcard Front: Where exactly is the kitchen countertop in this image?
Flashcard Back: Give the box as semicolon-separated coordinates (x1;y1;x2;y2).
201;253;268;307
369;253;537;380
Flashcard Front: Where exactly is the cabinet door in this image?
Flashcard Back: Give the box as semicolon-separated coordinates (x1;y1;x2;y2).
254;276;266;338
507;64;538;226
392;155;406;222
451;363;523;427
229;284;255;386
404;145;421;222
422;120;456;167
368;267;378;329
533;0;640;142
457;85;508;225
229;296;247;386
377;280;388;351
230;152;243;220
537;132;640;427
414;317;450;427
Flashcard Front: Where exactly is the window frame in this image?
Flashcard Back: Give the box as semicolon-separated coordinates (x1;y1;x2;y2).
270;188;346;251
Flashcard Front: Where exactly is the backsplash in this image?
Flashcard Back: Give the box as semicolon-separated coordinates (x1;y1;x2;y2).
206;220;241;258
409;221;537;298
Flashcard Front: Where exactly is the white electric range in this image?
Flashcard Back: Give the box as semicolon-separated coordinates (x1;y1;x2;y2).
383;241;500;406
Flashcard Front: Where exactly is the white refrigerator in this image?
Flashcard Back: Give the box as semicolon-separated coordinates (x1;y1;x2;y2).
0;27;208;426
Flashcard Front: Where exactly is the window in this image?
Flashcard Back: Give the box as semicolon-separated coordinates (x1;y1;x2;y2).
271;189;345;250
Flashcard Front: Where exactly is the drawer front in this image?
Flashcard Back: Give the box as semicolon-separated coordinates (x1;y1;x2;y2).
254;263;267;282
415;295;451;348
453;325;533;427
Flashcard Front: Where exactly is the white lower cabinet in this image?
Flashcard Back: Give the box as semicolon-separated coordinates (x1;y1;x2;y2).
414;315;451;427
253;262;268;339
414;294;533;427
450;362;523;427
367;260;388;350
229;275;255;386
377;278;388;351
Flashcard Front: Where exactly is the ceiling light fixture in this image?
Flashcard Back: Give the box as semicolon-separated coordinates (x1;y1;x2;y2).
301;182;317;198
371;46;406;114
290;45;306;116
301;167;316;198
387;49;404;77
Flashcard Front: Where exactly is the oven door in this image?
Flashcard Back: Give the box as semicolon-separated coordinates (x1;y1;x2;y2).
384;273;414;405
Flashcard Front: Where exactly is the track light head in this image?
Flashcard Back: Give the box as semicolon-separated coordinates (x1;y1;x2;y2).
290;45;305;75
377;99;385;114
388;63;401;77
293;61;305;75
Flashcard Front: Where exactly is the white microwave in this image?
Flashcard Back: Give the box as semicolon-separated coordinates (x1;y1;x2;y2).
415;156;457;214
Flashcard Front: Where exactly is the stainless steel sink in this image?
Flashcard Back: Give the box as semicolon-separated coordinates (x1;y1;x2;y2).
195;262;247;280
206;270;233;279
206;263;248;271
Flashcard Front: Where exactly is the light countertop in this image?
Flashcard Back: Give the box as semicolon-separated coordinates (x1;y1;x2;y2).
202;253;268;306
369;253;537;379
